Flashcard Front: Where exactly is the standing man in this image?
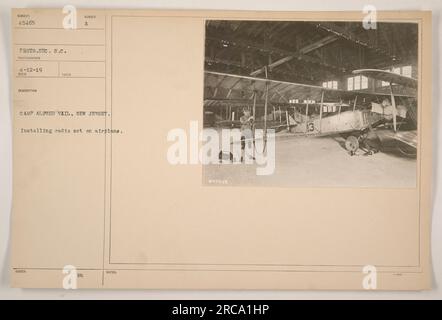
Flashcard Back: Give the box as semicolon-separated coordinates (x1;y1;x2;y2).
240;108;254;162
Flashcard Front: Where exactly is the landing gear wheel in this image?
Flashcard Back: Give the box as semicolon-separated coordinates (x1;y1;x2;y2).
345;136;359;155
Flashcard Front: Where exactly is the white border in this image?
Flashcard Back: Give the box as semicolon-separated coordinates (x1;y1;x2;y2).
0;0;440;299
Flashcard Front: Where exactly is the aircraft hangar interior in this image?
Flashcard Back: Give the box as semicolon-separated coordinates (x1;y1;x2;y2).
202;20;418;188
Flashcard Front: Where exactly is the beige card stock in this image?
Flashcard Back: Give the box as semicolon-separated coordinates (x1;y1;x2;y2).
10;8;432;289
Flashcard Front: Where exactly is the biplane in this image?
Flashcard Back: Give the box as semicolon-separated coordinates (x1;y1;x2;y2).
352;69;418;156
204;68;417;156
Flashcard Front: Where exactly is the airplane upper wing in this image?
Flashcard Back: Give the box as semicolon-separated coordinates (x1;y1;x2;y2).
204;71;415;107
352;69;417;89
204;71;326;104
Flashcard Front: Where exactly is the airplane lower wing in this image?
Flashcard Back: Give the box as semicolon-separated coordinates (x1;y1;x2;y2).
377;129;418;149
393;130;418;149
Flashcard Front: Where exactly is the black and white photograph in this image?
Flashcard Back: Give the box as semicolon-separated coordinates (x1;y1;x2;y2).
202;20;419;188
1;0;438;299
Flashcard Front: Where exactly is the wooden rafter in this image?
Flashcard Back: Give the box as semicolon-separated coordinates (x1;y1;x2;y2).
250;34;339;76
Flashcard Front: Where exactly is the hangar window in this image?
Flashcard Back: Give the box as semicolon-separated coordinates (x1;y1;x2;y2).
392;67;401;74
402;65;412;78
323;104;337;113
361;76;368;89
322;80;338;89
347;78;354;91
347;76;368;91
354;76;361;90
381;65;413;87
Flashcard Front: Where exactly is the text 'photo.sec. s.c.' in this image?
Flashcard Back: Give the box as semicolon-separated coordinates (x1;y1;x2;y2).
202;20;418;188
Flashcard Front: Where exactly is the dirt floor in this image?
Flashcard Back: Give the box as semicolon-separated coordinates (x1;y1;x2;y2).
202;134;417;188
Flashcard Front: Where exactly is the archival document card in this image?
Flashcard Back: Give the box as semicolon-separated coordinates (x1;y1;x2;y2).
10;8;432;289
